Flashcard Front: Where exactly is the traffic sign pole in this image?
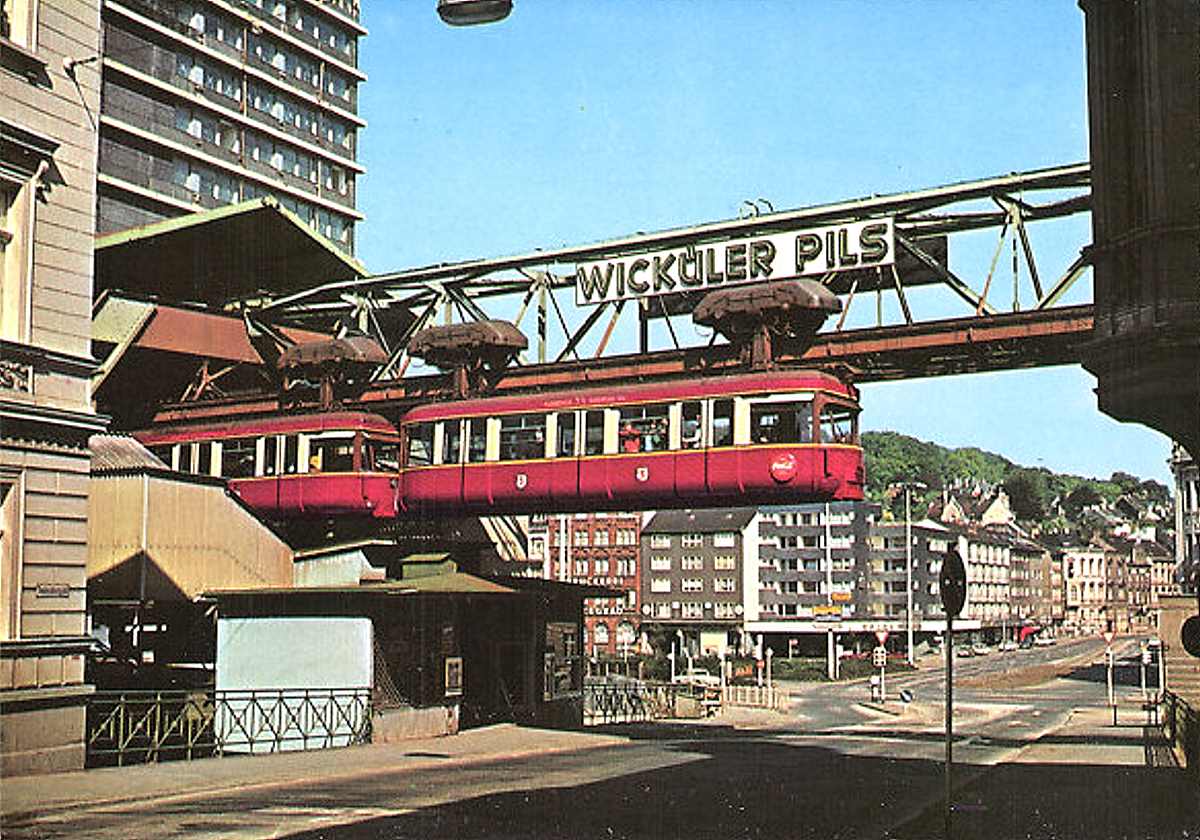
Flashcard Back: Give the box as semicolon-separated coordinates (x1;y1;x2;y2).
938;547;966;840
1106;645;1115;726
945;612;953;840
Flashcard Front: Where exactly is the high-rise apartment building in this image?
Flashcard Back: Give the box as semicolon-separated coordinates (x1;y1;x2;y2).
96;0;365;253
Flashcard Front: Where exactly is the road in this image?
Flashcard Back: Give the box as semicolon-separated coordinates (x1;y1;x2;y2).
5;637;1194;840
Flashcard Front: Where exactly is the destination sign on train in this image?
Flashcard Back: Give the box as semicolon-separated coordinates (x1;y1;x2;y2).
575;218;895;306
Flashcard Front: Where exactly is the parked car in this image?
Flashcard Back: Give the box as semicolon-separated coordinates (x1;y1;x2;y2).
673;668;721;688
956;646;976;658
1034;635;1057;647
998;640;1019;652
971;643;991;656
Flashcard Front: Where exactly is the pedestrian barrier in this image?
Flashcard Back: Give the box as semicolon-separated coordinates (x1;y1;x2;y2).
582;680;681;725
86;688;372;767
1161;690;1200;777
722;684;788;712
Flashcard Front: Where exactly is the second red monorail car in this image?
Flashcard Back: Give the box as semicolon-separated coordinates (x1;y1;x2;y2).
135;412;401;519
398;370;864;515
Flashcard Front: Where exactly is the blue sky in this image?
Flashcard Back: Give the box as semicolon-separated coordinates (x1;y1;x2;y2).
353;1;1173;484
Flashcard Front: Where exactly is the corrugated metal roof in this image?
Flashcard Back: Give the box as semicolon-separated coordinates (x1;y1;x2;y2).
90;434;168;473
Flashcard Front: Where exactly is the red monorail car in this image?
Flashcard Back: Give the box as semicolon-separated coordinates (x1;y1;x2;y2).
135;412;401;519
133;370;863;520
398;370;864;515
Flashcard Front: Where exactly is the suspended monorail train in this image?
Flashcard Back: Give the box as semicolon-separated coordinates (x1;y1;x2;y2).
135;370;864;519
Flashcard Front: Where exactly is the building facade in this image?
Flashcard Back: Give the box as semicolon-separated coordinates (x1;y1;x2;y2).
640;509;758;657
1;0;109;774
753;502;872;624
97;0;365;252
1172;444;1198;591
1062;544;1107;634
533;513;641;659
955;528;1012;630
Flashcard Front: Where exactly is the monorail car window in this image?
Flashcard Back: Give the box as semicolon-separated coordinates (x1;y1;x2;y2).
584;410;605;456
618;405;669;453
263;436;278;475
221;438;257;478
282;436;299;474
555;412;576;457
442;420;463;465
750;401;813;445
680;402;702;450
149;445;173;469
819;404;857;444
466;419;487;463
195;442;212;476
711;399;734;447
311;436;354;472
408;424;434;466
499;414;546;461
367;438;400;471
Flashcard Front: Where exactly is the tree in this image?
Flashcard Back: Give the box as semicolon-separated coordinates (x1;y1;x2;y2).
1064;484;1102;516
1003;468;1050;521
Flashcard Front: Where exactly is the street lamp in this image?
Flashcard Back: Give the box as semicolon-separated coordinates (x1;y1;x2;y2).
891;481;927;665
437;0;513;26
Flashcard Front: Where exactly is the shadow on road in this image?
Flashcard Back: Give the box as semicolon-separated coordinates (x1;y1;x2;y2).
256;736;1198;840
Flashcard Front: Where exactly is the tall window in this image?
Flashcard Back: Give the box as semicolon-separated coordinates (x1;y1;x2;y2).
1;0;37;49
0;178;31;342
555;412;576;457
711;399;733;447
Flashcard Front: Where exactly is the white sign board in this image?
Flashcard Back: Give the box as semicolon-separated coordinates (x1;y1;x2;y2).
216;617;373;753
575;217;895;306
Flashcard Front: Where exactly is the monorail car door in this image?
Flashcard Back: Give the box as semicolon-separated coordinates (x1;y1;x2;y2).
673;400;707;498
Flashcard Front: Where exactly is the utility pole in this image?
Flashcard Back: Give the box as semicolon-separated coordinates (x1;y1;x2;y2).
891;481;926;666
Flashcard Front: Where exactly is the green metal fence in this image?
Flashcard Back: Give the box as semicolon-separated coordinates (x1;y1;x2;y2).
1161;690;1199;776
86;688;371;767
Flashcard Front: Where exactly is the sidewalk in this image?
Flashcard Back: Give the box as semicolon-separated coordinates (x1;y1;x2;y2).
893;706;1199;839
0;724;631;820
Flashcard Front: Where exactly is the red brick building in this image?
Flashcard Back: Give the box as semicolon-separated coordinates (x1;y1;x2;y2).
531;514;642;657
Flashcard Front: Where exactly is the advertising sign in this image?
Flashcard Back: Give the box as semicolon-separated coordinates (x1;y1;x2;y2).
575;218;895;306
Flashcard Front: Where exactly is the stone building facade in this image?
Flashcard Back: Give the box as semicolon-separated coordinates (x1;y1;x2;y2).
1;0;108;774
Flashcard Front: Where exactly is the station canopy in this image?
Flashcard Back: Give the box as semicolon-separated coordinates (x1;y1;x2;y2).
95;197;366;307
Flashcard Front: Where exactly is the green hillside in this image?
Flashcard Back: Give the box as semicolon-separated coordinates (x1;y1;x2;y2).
861;431;1171;525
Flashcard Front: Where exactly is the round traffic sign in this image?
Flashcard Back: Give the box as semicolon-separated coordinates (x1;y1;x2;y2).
940;549;967;618
1182;615;1200;659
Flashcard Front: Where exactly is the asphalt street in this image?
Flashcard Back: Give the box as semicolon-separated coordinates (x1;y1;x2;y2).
4;637;1195;840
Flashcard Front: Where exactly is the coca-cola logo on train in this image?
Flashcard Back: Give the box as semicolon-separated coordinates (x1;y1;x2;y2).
575;217;894;306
